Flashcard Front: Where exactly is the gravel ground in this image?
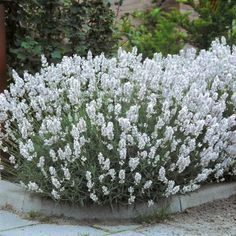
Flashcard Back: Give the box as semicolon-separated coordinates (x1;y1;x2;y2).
145;194;236;236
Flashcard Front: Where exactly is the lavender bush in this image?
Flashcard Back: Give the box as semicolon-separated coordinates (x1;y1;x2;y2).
0;38;235;207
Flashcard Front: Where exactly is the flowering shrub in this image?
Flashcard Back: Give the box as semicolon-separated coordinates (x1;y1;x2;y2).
0;39;236;207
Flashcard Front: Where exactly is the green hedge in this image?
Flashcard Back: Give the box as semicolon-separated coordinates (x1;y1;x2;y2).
2;0;117;75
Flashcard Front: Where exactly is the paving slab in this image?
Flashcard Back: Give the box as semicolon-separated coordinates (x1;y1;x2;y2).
0;211;38;232
0;224;106;236
109;231;145;236
93;224;141;234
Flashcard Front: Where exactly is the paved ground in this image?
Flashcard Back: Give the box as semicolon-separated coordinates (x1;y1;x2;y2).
0;195;235;236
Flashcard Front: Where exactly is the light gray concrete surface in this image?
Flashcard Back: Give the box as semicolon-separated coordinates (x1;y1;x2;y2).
0;211;37;231
0;211;106;236
0;210;143;236
110;231;145;236
179;182;236;211
0;180;181;221
0;224;105;236
0;180;236;221
93;224;141;233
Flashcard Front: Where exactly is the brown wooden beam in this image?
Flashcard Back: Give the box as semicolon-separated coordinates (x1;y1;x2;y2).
0;4;6;92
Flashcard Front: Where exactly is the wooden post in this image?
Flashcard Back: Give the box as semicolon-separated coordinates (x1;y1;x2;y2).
0;4;6;92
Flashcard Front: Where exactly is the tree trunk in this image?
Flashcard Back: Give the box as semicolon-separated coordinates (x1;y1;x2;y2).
0;4;6;92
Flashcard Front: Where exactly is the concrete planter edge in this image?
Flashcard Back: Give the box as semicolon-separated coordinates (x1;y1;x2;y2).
0;180;235;221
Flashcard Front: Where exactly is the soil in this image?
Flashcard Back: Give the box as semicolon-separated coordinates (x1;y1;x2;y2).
160;195;236;236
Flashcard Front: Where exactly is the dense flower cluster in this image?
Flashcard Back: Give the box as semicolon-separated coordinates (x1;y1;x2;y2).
0;38;236;206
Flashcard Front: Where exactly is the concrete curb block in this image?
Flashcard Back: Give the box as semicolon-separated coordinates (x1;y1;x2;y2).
0;180;235;221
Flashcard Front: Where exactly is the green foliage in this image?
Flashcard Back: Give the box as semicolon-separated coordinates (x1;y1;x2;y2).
117;0;236;58
173;0;236;49
116;7;186;58
135;205;170;224
25;211;54;224
2;0;117;75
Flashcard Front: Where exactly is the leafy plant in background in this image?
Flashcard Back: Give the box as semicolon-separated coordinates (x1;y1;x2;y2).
1;0;117;76
116;6;186;58
117;0;236;58
172;0;236;49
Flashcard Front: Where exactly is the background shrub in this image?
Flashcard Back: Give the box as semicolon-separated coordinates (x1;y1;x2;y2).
2;0;117;75
0;39;235;207
117;0;236;57
116;7;186;58
173;0;236;49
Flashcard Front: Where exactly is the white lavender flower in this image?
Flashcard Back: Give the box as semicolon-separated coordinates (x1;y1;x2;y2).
134;172;142;185
102;186;110;195
144;180;152;189
129;157;140;171
119;169;126;183
51;189;60;200
28;182;39;191
51;176;61;189
148;200;154;207
90;192;98;202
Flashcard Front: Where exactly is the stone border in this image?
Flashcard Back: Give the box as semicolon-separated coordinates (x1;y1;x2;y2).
0;180;235;221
